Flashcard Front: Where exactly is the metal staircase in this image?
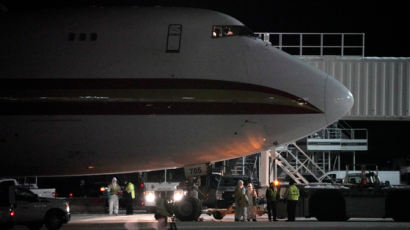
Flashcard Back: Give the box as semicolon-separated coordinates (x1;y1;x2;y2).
270;149;309;184
271;143;334;184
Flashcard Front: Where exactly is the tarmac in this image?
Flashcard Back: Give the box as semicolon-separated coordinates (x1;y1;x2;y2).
10;213;410;230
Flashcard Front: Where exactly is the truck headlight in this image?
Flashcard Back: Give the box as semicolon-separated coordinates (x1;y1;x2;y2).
173;190;184;202
65;203;70;213
145;191;156;203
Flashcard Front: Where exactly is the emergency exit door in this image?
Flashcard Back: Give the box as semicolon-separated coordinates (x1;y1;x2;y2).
166;24;182;53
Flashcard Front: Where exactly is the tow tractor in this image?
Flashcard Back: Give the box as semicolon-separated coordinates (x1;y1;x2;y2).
272;166;410;221
142;168;187;213
143;165;209;221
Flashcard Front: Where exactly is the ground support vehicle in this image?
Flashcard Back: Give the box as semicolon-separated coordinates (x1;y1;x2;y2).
0;178;56;198
0;204;14;230
322;170;401;185
145;166;213;221
141;168;203;221
202;176;410;222
142;169;184;213
7;186;70;230
271;182;410;222
205;175;253;209
204;204;266;220
0;184;14;230
197;172;256;209
144;166;262;221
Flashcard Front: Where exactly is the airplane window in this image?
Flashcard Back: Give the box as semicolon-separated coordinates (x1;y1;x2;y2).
79;33;86;41
212;25;254;38
90;33;98;41
68;33;76;41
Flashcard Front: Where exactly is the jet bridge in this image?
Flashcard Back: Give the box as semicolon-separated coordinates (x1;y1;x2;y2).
256;32;410;121
255;32;410;186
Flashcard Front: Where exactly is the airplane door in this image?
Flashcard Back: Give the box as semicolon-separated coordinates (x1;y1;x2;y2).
166;24;182;53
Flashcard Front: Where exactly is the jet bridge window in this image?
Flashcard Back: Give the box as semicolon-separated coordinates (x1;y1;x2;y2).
212;25;254;38
166;24;182;53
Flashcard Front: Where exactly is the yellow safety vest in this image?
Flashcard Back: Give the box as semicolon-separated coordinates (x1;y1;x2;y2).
126;182;135;199
266;187;277;201
285;185;299;201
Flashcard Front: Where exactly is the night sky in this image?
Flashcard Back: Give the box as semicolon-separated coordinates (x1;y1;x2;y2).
2;0;409;57
1;0;409;169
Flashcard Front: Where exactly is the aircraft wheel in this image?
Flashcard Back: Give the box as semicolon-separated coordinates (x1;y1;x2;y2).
174;197;202;221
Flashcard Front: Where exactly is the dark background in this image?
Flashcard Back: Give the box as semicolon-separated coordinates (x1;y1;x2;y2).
1;0;409;171
1;0;409;57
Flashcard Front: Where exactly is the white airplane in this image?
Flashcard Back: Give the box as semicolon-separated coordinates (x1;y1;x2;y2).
0;7;353;176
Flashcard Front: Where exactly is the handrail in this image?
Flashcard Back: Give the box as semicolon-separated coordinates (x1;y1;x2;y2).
255;32;365;57
308;128;368;140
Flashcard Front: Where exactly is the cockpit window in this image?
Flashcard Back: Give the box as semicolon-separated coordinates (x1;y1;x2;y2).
212;25;254;38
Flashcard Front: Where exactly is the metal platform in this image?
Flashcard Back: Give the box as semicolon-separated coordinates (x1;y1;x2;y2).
307;128;368;151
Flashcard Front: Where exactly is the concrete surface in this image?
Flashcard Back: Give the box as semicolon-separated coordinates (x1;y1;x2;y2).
10;214;410;230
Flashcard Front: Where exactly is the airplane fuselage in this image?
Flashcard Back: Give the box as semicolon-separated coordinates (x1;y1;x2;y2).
0;7;353;176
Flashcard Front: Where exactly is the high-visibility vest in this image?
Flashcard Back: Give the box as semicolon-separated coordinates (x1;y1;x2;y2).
285;185;299;201
126;182;135;199
266;187;277;201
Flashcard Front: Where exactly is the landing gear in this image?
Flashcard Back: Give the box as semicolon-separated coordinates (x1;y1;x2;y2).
173;197;202;221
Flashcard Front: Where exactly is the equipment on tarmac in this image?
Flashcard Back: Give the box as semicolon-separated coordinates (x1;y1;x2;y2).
273;176;410;222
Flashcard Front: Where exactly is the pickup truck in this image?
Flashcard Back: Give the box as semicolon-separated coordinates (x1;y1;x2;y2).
0;178;56;198
1;184;70;230
0;184;14;230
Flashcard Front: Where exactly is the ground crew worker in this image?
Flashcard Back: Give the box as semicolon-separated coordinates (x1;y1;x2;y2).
108;177;122;215
265;182;278;221
246;183;257;221
360;169;367;185
124;180;135;215
155;193;169;230
284;180;299;221
234;180;247;221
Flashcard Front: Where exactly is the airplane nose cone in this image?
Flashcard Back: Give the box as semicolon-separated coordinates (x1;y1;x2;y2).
325;76;354;124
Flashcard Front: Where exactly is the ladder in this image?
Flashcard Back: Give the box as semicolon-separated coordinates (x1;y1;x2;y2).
271;142;334;184
270;149;309;184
